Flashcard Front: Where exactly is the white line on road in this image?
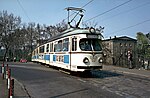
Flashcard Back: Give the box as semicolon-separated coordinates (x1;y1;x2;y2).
77;78;86;83
8;64;57;72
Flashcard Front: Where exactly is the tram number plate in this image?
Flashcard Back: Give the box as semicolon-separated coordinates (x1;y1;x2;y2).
90;56;97;62
92;58;96;62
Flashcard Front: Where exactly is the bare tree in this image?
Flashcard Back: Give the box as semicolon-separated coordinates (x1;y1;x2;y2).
46;20;67;37
56;20;67;32
82;21;98;28
0;11;21;62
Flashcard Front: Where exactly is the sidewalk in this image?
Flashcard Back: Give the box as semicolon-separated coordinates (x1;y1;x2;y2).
13;78;30;98
0;73;29;98
0;75;8;98
103;64;150;78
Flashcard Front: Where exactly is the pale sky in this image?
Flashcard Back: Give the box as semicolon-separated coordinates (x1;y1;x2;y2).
1;0;150;39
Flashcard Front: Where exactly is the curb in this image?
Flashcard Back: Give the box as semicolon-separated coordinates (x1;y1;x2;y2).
13;78;31;98
103;65;150;78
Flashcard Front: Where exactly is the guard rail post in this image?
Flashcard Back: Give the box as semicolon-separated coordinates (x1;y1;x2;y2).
8;68;11;90
9;79;14;98
2;63;4;79
6;64;9;80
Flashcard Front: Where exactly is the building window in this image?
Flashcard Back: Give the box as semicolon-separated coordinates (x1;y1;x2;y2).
124;43;127;47
120;43;122;47
129;44;132;47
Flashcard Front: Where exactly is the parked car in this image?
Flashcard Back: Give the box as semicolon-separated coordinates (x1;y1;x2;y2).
20;58;27;63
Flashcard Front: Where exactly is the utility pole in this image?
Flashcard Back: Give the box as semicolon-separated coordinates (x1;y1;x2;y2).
30;26;33;59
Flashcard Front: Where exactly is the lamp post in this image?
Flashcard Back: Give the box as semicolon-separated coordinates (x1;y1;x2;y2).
120;43;123;66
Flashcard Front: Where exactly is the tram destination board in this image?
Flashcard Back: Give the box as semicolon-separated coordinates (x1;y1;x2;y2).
87;34;98;39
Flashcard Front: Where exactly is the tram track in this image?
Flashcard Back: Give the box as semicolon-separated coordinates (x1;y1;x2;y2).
80;69;150;86
72;69;150;98
123;74;150;84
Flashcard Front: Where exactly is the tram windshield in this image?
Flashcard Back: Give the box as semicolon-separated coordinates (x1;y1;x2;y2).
79;39;102;51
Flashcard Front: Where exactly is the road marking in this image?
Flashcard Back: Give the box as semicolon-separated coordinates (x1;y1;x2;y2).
59;69;70;75
8;65;57;72
91;79;102;84
9;65;27;68
77;78;86;83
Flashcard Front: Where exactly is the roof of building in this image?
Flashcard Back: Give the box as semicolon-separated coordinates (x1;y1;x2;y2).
104;36;137;42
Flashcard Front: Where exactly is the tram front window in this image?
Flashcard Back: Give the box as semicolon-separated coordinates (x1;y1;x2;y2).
79;39;102;51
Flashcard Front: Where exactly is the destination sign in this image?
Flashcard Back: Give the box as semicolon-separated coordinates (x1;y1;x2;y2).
87;35;98;38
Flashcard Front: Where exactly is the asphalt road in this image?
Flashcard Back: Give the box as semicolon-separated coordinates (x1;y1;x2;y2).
4;62;150;98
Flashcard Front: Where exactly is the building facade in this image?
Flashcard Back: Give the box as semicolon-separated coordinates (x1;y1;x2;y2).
102;36;137;68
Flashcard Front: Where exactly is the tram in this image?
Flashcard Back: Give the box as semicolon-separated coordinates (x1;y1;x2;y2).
31;7;104;72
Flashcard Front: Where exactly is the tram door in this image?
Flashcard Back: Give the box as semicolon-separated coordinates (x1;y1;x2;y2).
70;37;77;71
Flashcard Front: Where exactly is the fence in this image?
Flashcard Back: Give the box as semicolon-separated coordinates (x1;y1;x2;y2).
1;63;14;98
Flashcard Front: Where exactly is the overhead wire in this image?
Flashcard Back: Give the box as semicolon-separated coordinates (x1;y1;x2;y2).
101;1;150;22
81;0;94;8
84;0;133;23
17;0;94;24
107;1;150;34
111;19;150;34
16;0;31;21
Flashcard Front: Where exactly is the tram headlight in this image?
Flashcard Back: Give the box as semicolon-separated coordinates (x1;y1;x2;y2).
83;57;89;64
89;27;96;34
98;58;103;63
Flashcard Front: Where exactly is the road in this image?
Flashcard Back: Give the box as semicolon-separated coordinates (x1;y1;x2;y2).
6;62;150;98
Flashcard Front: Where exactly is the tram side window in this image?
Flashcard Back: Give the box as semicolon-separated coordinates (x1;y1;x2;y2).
36;49;38;54
46;44;49;52
50;43;53;52
39;46;44;53
34;50;36;55
72;38;77;51
34;51;36;55
32;51;35;56
62;38;69;51
54;40;62;52
54;44;57;52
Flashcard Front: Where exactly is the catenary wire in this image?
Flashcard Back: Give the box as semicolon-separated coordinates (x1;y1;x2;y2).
16;0;31;21
84;0;132;23
111;19;150;34
101;1;150;22
81;0;94;8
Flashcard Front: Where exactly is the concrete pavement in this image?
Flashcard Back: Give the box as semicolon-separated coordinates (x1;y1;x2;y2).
0;74;29;98
13;78;30;98
0;74;8;98
103;64;150;78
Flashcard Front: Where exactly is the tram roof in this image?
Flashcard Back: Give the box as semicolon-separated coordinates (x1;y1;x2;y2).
46;27;102;43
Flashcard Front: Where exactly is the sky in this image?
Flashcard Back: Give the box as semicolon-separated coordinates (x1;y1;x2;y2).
1;0;150;39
